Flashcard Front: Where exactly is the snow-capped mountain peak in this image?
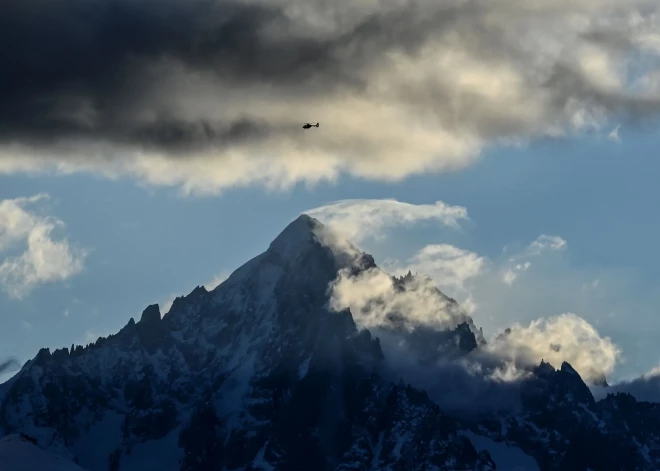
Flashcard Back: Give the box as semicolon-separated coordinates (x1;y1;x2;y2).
268;213;321;259
1;214;659;471
266;213;372;272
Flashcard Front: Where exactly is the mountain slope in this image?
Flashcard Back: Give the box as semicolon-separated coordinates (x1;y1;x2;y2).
0;214;658;471
0;433;87;471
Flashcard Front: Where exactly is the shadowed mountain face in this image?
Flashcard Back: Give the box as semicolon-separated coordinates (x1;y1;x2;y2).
0;214;659;471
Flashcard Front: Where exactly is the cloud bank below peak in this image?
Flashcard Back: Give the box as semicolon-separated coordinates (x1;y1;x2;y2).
1;0;660;193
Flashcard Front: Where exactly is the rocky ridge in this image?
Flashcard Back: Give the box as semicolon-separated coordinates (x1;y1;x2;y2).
0;214;658;471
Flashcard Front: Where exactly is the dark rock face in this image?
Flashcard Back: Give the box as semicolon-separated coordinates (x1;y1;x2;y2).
0;215;658;471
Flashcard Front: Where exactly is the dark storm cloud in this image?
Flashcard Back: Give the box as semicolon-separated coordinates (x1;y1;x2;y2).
129;118;275;151
0;0;659;193
0;0;597;152
0;0;476;96
0;0;466;145
0;0;336;150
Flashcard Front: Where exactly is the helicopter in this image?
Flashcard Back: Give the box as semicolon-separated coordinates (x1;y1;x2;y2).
302;122;319;129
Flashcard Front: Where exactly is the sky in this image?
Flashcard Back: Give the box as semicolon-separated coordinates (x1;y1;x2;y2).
1;0;660;388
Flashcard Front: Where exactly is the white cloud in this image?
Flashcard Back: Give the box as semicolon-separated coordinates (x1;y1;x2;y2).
642;364;660;378
501;262;532;286
326;240;621;384
495;235;566;287
399;244;485;294
204;273;229;291
0;195;87;299
312;205;479;334
384;234;580;328
607;124;622;142
306;199;468;244
329;267;471;332
582;279;601;290
21;321;33;330
307;206;564;303
346;272;620;385
322;214;628;382
160;297;175;317
486;313;621;383
527;235;567;255
310;201;574;334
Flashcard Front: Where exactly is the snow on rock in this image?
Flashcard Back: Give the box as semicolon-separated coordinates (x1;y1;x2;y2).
118;429;183;471
0;434;87;471
298;355;312;379
459;430;540;471
268;214;319;261
251;440;276;471
69;411;124;471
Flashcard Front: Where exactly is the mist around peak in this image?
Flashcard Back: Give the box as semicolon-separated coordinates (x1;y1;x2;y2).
591;366;660;403
312;227;632;416
267;213;371;271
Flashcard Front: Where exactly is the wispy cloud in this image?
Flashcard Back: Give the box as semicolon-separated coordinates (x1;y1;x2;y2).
607;124;622;142
527;235;567;255
485;313;621;382
499;235;567;285
204;273;229;291
382;233;611;336
399;244;485;294
0;195;87;299
306;199;468;243
1;0;659;193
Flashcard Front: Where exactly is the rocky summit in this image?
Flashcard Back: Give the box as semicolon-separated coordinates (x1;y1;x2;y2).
0;215;658;471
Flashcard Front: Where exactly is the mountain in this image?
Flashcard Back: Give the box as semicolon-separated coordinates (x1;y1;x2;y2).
0;433;86;471
0;214;659;471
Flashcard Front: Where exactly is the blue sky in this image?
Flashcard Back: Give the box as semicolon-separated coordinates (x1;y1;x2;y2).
2;127;660;384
